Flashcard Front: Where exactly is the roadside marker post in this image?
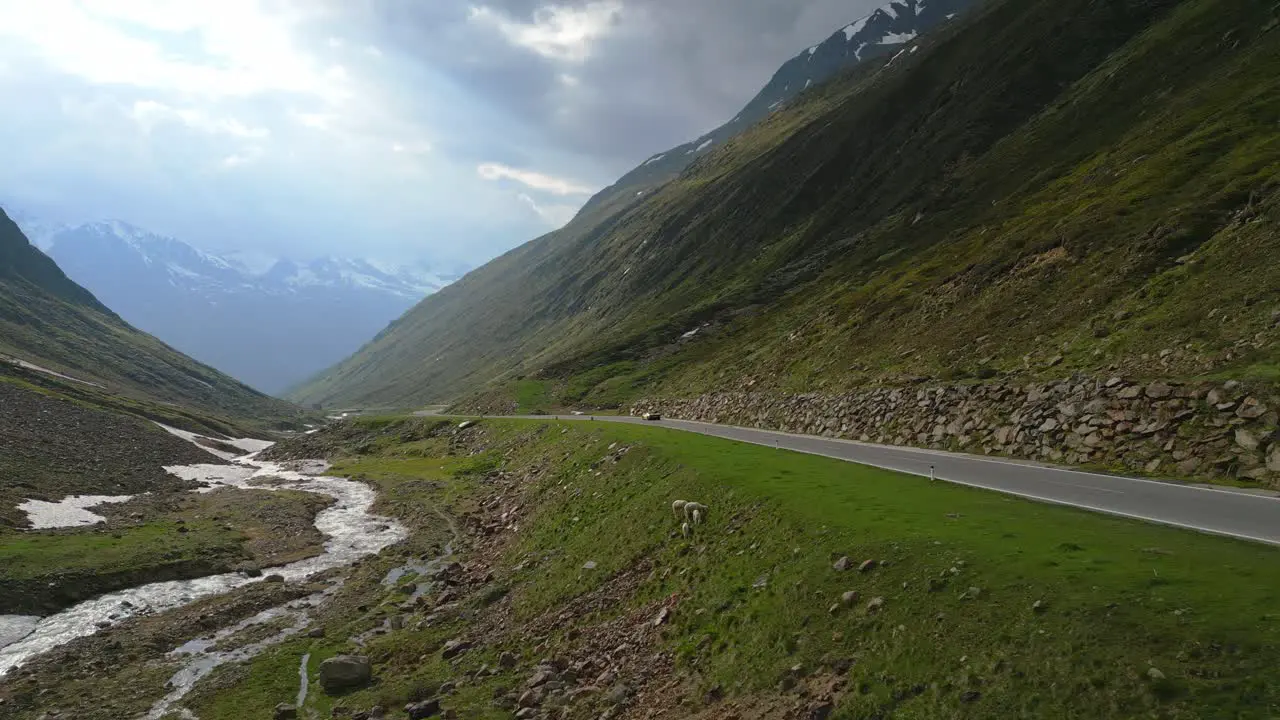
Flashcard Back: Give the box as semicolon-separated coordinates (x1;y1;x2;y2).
930;465;936;481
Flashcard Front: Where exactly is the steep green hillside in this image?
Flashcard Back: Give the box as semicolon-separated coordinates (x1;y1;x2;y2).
293;0;1280;410
0;208;301;423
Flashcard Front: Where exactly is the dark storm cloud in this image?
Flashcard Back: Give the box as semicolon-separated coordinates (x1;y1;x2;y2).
358;0;883;171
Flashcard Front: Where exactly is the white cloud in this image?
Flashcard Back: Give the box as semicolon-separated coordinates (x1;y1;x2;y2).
518;193;580;228
221;147;264;169
131;100;269;138
477;162;595;196
392;141;432;155
365;45;384;58
468;1;623;63
0;0;350;102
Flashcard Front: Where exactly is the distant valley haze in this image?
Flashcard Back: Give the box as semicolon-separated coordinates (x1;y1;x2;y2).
0;0;930;394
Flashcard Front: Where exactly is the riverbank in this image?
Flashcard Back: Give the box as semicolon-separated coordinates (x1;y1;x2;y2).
0;487;332;615
104;416;1280;719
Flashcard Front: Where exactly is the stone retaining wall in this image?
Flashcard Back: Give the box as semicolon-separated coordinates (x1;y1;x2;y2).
631;377;1280;486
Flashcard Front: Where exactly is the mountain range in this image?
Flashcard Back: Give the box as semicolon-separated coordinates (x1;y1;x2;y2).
291;0;1280;412
0;207;298;426
11;215;459;394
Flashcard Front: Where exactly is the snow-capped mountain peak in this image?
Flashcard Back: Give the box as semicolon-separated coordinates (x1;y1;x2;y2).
10;213;462;393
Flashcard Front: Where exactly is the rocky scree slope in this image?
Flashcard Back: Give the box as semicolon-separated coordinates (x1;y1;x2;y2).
293;0;1280;417
0;208;301;423
0;378;226;528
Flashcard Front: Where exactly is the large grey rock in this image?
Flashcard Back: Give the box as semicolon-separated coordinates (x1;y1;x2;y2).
404;699;440;719
1236;429;1260;451
319;655;372;693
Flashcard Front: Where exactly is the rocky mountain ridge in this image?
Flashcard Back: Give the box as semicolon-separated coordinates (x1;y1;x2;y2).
582;0;979;212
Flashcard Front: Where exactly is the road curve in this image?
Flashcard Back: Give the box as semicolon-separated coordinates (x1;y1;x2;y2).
484;413;1280;546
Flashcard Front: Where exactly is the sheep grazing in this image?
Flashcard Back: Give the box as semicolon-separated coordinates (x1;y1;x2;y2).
683;502;709;525
671;500;688;518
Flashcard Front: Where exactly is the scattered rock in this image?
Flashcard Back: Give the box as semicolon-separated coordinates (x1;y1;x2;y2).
499;651;518;669
1032;599;1046;613
307;627;326;639
441;639;472;660
866;597;885;613
1147;667;1166;681
858;559;878;573
274;704;298;720
840;590;860;607
807;700;835;720
262;574;285;584
832;556;851;571
404;699;440;720
319;656;372;694
582;561;598;571
653;607;670;626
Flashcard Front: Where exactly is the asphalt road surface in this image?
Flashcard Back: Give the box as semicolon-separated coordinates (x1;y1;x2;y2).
487;413;1280;546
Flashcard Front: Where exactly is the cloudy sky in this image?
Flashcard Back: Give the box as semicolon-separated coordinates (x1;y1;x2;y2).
0;0;878;267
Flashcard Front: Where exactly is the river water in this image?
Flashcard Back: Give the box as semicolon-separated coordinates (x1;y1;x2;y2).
0;446;407;676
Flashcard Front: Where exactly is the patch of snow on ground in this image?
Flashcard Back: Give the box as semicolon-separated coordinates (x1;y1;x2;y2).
882;2;900;19
843;17;869;41
880;30;918;44
910;45;919;53
808;45;818;55
17;495;135;529
1;356;104;388
153;423;271;460
681;328;699;339
695;138;714;152
0;617;40;649
642;153;666;166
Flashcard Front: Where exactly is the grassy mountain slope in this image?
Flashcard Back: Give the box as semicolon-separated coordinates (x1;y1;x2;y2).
293;0;1280;410
114;417;1280;720
0;208;301;423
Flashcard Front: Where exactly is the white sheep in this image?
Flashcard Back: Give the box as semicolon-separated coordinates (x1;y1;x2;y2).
684;502;708;525
681;521;691;538
671;499;688;518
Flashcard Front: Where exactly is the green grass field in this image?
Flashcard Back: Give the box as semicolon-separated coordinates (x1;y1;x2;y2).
182;418;1280;719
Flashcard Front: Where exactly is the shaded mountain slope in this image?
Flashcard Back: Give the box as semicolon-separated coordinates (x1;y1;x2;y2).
293;0;1280;410
581;0;979;213
0;208;300;423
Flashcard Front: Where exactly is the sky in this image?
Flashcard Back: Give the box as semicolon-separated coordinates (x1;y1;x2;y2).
0;0;880;268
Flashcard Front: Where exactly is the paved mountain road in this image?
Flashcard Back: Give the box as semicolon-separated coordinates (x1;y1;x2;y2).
463;413;1280;546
